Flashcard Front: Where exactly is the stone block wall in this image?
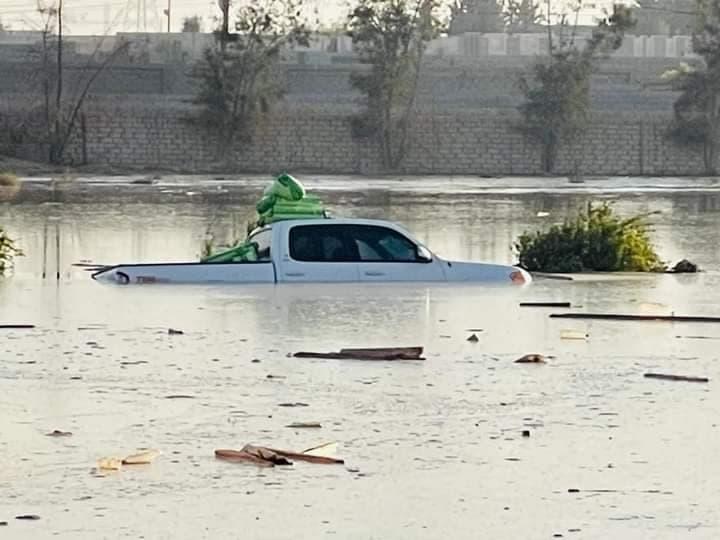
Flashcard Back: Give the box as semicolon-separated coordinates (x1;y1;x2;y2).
3;95;709;176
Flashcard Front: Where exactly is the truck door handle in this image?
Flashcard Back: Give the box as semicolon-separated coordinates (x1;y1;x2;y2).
285;272;305;277
364;271;385;276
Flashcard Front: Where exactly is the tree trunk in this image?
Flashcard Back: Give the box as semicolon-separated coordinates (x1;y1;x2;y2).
708;94;719;176
51;0;63;164
219;0;230;53
542;133;557;174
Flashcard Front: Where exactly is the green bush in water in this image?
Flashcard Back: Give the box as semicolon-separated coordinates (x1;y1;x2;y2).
514;203;665;273
0;227;23;275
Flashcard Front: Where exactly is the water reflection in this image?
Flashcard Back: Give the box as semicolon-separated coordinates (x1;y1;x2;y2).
2;177;720;540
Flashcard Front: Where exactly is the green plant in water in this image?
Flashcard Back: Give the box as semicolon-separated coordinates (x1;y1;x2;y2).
514;202;665;273
0;227;23;275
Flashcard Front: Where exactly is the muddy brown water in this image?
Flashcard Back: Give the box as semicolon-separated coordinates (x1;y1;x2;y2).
1;175;720;539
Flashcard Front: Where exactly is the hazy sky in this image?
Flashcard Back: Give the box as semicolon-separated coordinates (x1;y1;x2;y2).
0;0;612;35
0;0;348;34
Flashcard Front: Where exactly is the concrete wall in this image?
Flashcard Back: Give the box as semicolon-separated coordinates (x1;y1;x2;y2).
35;98;705;176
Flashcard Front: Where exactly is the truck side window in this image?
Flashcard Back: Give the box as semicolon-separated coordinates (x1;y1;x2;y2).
248;229;272;261
289;225;356;262
348;225;420;262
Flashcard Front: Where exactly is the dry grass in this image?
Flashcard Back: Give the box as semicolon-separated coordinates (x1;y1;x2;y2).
0;172;21;201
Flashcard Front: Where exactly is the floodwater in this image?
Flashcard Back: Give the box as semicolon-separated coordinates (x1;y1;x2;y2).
1;175;720;539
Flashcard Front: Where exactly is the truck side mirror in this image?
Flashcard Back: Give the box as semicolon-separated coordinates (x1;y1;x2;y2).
416;245;432;263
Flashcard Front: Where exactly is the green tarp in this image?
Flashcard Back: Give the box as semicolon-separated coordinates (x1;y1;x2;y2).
200;174;328;263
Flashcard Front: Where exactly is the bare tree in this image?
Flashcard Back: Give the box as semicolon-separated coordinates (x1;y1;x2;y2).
33;0;129;164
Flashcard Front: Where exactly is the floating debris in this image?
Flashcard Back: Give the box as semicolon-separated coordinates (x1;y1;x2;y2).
669;259;699;273
164;394;195;399
294;347;424;361
551;313;720;323
522;430;531;437
644;373;709;383
215;444;344;467
520;302;571;308
45;430;72;437
167;328;184;335
96;458;122;471
467;334;480;343
0;324;35;329
286;422;322;429
122;449;161;465
278;402;309;408
560;330;589;340
515;354;546;364
14;515;40;521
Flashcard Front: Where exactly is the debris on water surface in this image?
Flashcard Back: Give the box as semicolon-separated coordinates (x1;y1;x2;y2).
520;302;571;308
167;328;184;335
560;330;588;340
215;444;344;467
644;373;709;383
164;394;195;399
0;521;7;526
0;324;35;329
286;422;322;429
466;334;479;343
294;347;424;361
278;402;309;407
551;313;720;323
522;430;531;437
669;259;699;273
122;449;161;465
302;441;337;457
515;354;547;364
96;458;123;471
251;358;261;363
46;429;72;437
14;515;40;521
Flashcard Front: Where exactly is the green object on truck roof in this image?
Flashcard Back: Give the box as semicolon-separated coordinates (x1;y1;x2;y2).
200;173;329;263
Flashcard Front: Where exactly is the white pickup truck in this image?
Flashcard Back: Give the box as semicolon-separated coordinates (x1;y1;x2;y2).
92;218;531;285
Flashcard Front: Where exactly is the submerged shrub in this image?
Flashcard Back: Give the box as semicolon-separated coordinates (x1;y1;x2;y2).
514;202;665;273
0;227;23;275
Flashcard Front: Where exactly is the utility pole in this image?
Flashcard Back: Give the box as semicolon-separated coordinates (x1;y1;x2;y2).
53;0;63;163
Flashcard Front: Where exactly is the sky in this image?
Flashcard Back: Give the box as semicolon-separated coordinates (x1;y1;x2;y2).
0;0;348;34
0;0;616;35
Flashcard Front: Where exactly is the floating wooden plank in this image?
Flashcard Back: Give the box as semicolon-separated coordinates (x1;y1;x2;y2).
520;302;572;308
266;447;344;465
550;313;720;323
215;449;280;467
215;444;344;466
531;273;574;281
286;422;322;429
0;324;35;329
294;346;424;361
644;373;709;383
122;449;161;465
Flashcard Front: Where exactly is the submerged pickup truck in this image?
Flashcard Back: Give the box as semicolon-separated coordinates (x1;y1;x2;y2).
92;218;531;286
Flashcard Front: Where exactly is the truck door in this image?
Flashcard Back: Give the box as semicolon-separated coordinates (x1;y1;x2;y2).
347;224;447;282
278;223;360;282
